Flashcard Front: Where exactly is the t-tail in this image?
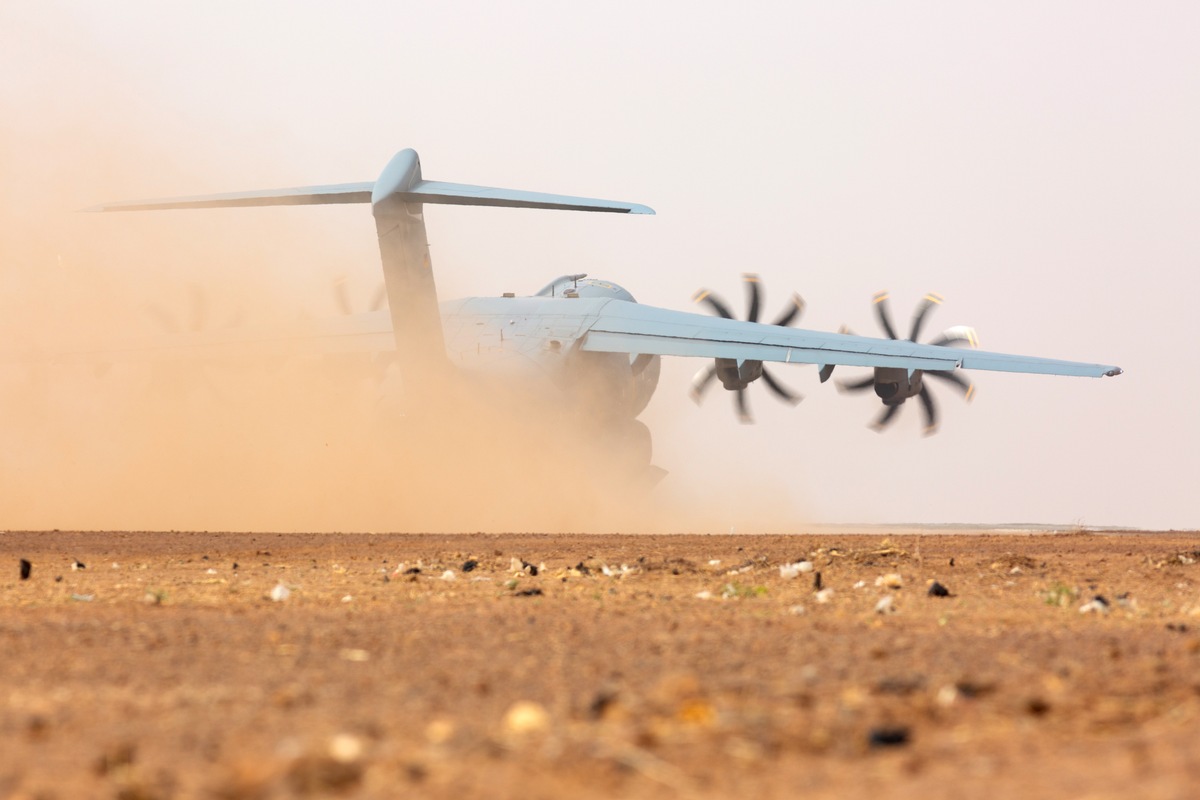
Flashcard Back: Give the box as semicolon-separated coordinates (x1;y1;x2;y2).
88;148;654;376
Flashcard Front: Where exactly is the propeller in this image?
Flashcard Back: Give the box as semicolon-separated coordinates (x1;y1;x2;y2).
837;291;978;435
333;275;388;316
140;284;250;401
689;273;805;423
327;276;394;397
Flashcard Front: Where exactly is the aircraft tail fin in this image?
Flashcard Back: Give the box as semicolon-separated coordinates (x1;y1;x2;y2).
87;148;653;393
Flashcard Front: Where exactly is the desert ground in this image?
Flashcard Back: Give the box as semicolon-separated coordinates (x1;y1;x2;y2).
2;530;1199;799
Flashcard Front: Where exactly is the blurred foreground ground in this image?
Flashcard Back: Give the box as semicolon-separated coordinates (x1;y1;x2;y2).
2;531;1199;799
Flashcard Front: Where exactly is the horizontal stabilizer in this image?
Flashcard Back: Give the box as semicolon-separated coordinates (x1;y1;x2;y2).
85;183;374;212
88;177;653;215
402;181;654;214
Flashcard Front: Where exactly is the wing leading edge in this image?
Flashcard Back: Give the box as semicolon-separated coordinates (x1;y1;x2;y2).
580;301;1121;378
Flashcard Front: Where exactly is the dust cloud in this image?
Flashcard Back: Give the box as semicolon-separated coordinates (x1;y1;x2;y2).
0;176;810;534
0;43;809;533
0;253;779;535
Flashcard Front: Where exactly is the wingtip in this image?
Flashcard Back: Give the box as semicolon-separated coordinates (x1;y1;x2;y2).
1104;367;1123;377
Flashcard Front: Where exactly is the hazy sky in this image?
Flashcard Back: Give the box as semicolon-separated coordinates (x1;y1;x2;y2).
2;1;1197;530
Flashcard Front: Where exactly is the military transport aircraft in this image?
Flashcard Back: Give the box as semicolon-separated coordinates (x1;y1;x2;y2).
88;148;1121;467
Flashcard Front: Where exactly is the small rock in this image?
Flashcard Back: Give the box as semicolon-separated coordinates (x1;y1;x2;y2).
779;561;813;579
868;726;911;748
814;588;834;604
927;581;952;597
328;733;363;763
70;593;94;602
1079;595;1110;615
205;568;218;575
19;559;31;580
788;604;807;616
461;559;479;573
440;570;456;581
269;583;291;602
587;689;619;720
72;559;86;571
813;571;823;591
503;701;550;735
695;590;713;600
875;595;897;614
511;559;539;576
875;573;903;589
1026;697;1051;716
514;587;543;597
852;580;867;589
340;595;353;603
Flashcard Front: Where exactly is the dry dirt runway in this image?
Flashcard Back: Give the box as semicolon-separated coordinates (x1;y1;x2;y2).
2;530;1199;799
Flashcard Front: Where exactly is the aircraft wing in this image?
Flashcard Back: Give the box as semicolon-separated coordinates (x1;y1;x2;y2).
11;298;1120;380
579;301;1121;378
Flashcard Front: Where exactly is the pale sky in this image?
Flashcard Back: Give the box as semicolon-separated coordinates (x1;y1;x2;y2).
2;1;1197;530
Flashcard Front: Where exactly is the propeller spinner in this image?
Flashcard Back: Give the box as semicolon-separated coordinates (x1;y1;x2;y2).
690;273;805;424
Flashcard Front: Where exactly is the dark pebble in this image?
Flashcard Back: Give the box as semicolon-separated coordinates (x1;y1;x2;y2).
928;581;952;597
19;559;31;580
462;559;479;573
868;727;911;748
588;690;618;719
1026;698;1051;716
514;588;544;597
813;571;823;591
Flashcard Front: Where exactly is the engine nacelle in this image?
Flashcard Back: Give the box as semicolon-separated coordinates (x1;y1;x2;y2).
872;367;924;405
713;358;764;391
